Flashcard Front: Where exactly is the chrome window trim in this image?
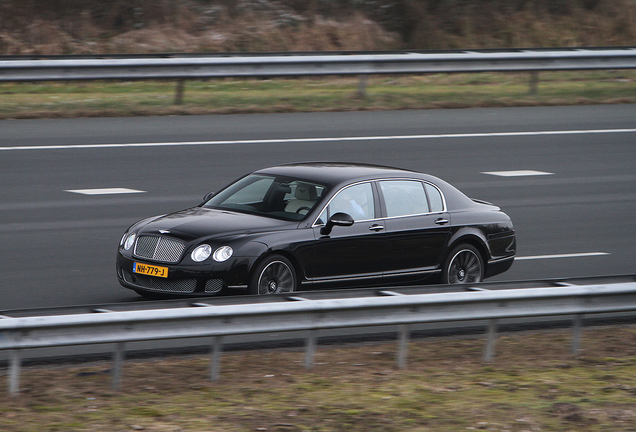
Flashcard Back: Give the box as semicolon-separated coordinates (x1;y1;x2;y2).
311;180;381;227
378;178;448;217
312;178;447;227
381;210;447;221
422;180;448;213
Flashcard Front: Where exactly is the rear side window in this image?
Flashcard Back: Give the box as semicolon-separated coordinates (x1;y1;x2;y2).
424;183;444;212
379;180;429;217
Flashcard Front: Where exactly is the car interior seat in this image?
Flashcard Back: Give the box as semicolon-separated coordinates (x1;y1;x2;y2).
285;182;318;214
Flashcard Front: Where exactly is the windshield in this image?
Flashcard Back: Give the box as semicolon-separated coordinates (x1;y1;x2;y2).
202;174;329;221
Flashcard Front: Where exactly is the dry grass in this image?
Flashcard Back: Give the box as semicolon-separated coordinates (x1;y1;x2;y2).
3;326;636;431
1;1;634;119
1;71;635;120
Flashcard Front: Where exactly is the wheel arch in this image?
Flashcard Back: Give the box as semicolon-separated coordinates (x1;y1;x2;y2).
444;230;490;272
249;248;305;284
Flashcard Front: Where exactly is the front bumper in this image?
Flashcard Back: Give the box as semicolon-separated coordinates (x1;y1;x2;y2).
116;253;251;296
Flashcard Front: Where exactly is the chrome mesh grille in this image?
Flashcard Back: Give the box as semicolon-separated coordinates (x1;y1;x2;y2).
121;269;196;293
205;279;224;293
134;235;185;263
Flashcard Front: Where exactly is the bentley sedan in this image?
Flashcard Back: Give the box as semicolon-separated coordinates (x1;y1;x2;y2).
117;163;515;297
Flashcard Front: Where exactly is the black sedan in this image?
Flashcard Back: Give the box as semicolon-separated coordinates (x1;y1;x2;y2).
117;163;515;297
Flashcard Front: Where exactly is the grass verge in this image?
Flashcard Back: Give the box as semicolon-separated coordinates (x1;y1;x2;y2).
1;70;635;120
3;326;636;431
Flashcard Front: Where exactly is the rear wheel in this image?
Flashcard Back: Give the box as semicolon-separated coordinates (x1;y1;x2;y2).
442;244;484;284
248;255;297;295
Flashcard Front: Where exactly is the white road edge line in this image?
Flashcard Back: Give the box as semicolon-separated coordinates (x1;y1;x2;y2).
515;252;610;261
2;128;636;151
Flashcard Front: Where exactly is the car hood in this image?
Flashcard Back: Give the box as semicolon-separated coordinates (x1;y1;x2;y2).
138;207;295;241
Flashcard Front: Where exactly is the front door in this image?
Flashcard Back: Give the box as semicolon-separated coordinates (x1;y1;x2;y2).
307;182;386;286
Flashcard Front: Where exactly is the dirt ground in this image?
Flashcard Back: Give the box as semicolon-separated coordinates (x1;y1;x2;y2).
3;325;636;431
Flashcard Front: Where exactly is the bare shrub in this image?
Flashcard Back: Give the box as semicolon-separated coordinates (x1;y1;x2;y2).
96;10;398;53
394;0;636;49
0;0;635;55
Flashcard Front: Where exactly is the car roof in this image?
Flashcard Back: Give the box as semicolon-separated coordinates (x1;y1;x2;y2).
255;162;434;186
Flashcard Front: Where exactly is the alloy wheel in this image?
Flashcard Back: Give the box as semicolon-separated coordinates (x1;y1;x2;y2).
447;248;483;284
257;260;295;295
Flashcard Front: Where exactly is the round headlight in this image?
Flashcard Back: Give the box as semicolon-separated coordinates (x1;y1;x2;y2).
191;244;212;262
213;246;233;262
124;233;136;251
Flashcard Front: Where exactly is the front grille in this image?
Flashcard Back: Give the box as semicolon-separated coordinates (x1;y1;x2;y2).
205;279;224;293
121;269;196;293
134;235;185;263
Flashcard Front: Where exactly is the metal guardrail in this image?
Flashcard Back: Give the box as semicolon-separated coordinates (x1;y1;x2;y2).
4;275;635;318
1;48;636;81
1;48;635;101
3;46;633;61
2;281;636;395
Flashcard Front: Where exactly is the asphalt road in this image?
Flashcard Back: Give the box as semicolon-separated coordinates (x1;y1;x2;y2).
1;105;635;311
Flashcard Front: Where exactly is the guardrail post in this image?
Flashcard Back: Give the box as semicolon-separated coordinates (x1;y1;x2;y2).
8;349;21;396
175;79;186;105
210;336;223;382
572;314;583;357
358;75;368;99
483;319;498;362
396;324;411;369
112;342;126;391
305;330;317;370
529;71;539;95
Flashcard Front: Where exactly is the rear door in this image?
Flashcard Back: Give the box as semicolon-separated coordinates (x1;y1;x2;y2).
378;180;451;282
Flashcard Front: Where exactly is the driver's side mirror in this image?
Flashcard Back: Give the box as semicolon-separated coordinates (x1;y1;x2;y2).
320;212;354;235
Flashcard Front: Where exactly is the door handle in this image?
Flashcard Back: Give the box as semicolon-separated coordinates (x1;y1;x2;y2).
434;218;449;225
369;224;385;232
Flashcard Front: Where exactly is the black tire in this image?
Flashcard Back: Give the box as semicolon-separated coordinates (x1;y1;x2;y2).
248;254;298;295
442;244;484;284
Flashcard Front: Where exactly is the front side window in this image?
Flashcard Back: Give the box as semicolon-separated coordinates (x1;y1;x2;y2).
379;180;429;217
317;182;375;224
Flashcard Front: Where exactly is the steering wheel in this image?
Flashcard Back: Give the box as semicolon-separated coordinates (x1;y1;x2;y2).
296;206;311;215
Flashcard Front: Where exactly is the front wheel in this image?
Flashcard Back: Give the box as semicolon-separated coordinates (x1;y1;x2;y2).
442;244;484;284
248;255;297;295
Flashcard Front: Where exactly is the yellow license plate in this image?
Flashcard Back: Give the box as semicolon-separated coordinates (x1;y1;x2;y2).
133;262;169;278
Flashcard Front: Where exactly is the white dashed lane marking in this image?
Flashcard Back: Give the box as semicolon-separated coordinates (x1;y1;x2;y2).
482;170;554;177
65;188;146;195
